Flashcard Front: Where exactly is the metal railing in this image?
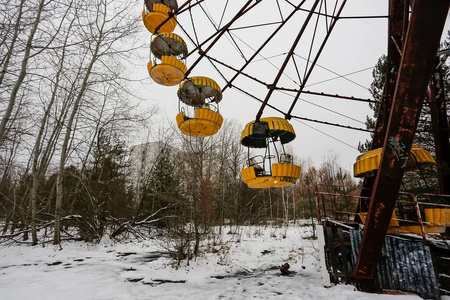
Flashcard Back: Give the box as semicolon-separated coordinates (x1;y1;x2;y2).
315;187;450;243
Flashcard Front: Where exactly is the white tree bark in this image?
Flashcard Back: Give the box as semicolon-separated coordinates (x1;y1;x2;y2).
54;17;103;244
0;0;45;145
53;0;140;244
0;0;25;89
30;5;76;245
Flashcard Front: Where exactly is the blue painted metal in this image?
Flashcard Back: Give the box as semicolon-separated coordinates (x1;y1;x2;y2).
350;230;441;300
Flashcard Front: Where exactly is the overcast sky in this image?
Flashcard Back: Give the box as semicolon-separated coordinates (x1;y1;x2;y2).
136;0;450;172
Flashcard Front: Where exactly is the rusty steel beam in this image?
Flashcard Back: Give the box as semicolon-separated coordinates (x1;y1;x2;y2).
274;87;379;104
353;0;449;291
207;54;378;104
231;85;372;132
371;0;408;150
357;0;408;214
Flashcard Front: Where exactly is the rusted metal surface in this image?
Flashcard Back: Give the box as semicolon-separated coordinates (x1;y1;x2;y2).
350;230;441;299
371;0;408;149
316;188;450;232
316;188;450;296
353;0;450;289
412;195;428;245
358;0;408;213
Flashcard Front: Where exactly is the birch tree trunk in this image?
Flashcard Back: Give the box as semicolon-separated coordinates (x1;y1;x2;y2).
53;0;139;244
0;0;45;145
0;0;25;89
54;45;102;244
30;7;76;245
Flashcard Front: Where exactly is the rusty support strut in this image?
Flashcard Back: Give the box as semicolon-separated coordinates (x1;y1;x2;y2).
353;0;449;291
357;0;408;215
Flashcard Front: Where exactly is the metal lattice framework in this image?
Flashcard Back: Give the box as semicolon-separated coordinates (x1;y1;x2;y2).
170;0;380;133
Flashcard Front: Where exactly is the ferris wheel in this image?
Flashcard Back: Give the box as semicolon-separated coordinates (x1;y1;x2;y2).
140;0;448;194
141;0;387;189
140;0;450;296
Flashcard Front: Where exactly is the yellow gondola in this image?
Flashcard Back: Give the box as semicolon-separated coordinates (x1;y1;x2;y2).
356;145;443;234
241;117;296;148
241;160;301;188
240;117;301;189
177;76;222;107
353;144;436;177
142;3;177;34
176;108;223;137
359;211;447;234
148;33;188;86
176;77;223;137
150;33;187;59
147;57;186;86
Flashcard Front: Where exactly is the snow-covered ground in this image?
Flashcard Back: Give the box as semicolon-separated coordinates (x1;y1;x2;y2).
0;224;447;300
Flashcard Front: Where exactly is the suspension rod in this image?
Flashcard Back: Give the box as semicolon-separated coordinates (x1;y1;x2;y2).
286;0;348;119
255;0;321;121
184;0;259;78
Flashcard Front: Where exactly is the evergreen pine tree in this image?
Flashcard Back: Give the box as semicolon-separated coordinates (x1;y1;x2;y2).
138;148;184;224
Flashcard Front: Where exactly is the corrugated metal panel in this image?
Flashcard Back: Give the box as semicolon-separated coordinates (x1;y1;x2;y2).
350;230;441;299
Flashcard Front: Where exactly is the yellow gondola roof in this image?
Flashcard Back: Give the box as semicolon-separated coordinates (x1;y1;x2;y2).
142;6;177;34
151;33;188;59
354;144;436;177
241;117;295;148
177;76;222;107
145;0;178;12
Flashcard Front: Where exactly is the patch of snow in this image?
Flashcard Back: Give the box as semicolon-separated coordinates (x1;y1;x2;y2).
0;224;448;299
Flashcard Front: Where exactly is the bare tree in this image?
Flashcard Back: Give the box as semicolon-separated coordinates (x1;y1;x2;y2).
54;0;141;244
213;120;245;228
0;0;45;145
29;1;77;245
0;0;25;89
0;0;155;244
